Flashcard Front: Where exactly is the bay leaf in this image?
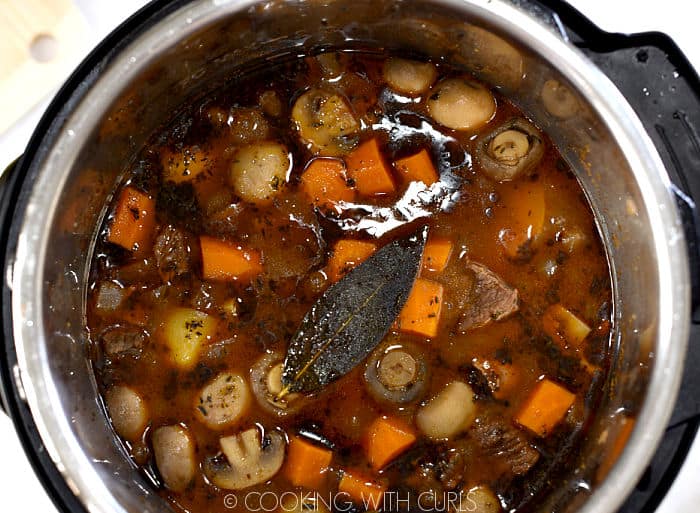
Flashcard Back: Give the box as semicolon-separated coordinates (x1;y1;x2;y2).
279;226;428;397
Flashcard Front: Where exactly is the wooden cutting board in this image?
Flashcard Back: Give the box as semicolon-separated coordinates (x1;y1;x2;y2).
0;0;88;135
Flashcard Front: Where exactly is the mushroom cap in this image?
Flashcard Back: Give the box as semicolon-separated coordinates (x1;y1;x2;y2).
205;427;286;490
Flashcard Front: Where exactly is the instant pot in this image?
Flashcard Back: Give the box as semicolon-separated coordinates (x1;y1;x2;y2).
0;1;698;512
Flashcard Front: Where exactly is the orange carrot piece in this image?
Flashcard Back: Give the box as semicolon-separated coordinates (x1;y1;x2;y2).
300;158;355;209
339;470;387;508
421;238;453;273
542;304;592;349
284;436;334;489
497;179;545;259
107;187;156;255
346;138;395;197
398;278;444;338
326;239;377;282
366;416;417;471
515;378;575;437
394;149;439;186
199;235;262;282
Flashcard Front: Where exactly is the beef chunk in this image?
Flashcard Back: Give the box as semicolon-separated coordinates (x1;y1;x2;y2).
457;262;519;332
153;224;191;280
100;325;146;356
470;417;539;475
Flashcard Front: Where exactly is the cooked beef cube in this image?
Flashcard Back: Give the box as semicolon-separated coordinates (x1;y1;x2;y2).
436;442;472;491
458;262;519;332
153;224;191;280
101;325;146;356
470;417;539;475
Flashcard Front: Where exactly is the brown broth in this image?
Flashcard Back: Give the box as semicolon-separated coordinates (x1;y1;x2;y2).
87;52;612;513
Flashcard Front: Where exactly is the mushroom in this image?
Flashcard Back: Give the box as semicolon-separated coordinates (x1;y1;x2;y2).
416;381;476;439
459;485;501;513
152;425;197;492
291;88;359;156
229;141;291;205
250;352;304;417
204;427;286;490
105;385;148;441
383;58;437;96
541;79;579;119
364;341;427;404
195;372;251;430
475;118;544;182
427;77;496;132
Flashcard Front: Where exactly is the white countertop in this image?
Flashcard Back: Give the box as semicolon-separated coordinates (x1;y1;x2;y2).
0;0;698;511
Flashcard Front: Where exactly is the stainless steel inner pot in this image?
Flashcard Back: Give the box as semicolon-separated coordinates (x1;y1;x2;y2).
5;0;690;512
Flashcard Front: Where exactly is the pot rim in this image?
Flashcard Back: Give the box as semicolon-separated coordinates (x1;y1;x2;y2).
5;1;691;513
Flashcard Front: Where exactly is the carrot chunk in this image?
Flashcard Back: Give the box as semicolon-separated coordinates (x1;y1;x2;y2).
300;158;355;209
497;179;545;259
421;238;453;273
339;470;386;508
345;138;395;196
365;416;417;471
398;278;444;338
199;235;262;282
542;304;592;349
326;239;377;282
394;149;439;186
284;436;334;489
515;378;575;437
107;187;156;255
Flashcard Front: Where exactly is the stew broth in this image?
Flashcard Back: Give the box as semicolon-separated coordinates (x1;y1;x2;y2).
87;52;613;513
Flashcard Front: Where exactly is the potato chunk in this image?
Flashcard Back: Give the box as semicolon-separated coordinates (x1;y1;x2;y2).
161;307;217;368
416;381;476;439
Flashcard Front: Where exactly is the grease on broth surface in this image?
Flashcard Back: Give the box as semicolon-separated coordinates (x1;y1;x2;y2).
88;51;612;513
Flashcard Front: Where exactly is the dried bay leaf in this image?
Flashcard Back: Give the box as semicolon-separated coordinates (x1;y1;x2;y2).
279;226;428;396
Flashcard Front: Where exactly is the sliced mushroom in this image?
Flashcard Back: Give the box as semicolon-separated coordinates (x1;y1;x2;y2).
427;77;496;132
475;118;544;182
292;88;359;156
251;352;304;416
195;372;251;429
205;427;286;490
383;58;437;96
105;385;148;441
229;142;291;205
152;425;196;492
364;341;428;404
416;381;476;439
